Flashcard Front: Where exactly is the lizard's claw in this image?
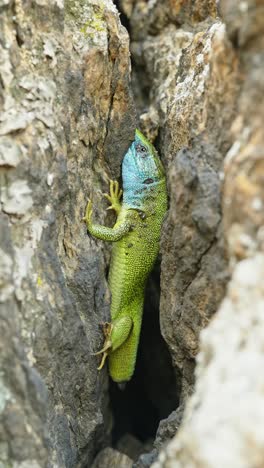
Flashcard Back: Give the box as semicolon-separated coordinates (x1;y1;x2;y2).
97;352;108;370
103;180;122;214
82;199;93;224
111;180;122;199
91;322;113;370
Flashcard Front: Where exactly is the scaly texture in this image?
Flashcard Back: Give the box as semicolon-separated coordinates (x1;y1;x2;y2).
84;130;167;383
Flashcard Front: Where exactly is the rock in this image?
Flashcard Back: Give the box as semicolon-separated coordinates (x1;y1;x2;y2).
154;407;184;451
132;406;184;468
116;433;149;461
92;447;133;468
152;254;264;468
127;0;238;402
1;0;264;466
148;1;264;466
133;451;158;468
0;0;135;466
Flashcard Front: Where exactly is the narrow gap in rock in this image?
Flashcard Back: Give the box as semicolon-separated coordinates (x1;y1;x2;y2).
109;261;180;458
110;1;180;458
113;0;130;33
113;0;151;117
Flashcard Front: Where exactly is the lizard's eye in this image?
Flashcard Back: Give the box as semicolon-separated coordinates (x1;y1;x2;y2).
136;144;148;156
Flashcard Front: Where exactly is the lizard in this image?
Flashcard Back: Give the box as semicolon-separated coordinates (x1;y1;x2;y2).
83;129;167;384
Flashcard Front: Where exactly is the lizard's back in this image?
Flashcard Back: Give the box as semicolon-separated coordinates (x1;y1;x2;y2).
108;177;167;382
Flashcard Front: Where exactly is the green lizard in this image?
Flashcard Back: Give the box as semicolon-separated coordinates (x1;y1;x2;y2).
83;129;167;384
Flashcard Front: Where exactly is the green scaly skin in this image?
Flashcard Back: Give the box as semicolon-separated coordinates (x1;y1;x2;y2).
83;130;167;383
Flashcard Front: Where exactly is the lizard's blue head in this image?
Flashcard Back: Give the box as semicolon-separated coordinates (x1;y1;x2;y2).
122;129;165;208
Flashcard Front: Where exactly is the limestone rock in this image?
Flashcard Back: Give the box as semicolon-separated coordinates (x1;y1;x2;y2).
0;1;135;466
92;447;133;468
152;254;264;468
128;0;238;401
148;0;264;466
1;0;264;467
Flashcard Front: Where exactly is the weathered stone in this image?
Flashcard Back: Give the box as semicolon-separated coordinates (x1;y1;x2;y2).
154;406;184;451
147;1;264;466
132;405;184;468
127;0;238;402
0;1;135;466
152;254;264;468
92;447;133;468
1;0;264;466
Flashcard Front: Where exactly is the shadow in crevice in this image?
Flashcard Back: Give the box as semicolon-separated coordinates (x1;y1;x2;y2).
109;260;180;452
113;0;152;118
113;0;131;33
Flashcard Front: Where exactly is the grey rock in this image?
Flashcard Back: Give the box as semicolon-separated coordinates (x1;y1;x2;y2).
92;447;133;468
0;0;135;466
154;407;184;451
2;0;263;467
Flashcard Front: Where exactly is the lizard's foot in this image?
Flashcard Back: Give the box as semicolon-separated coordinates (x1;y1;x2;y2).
82;199;93;225
92;317;133;371
103;180;122;215
91;322;113;370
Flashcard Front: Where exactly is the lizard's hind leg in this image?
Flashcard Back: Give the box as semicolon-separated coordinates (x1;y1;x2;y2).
93;317;133;370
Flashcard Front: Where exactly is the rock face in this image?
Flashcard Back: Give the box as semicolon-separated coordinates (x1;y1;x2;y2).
152;255;264;468
126;0;238;401
148;0;264;467
1;0;264;467
0;1;135;466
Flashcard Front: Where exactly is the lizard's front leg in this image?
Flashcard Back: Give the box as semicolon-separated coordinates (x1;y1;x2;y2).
92;316;133;370
83;199;135;369
82;199;131;241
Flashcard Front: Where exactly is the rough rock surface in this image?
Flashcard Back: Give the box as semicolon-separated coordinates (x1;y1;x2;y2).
0;0;135;466
125;0;238;401
153;255;264;468
150;0;264;466
91;447;133;468
1;0;264;467
133;406;184;468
